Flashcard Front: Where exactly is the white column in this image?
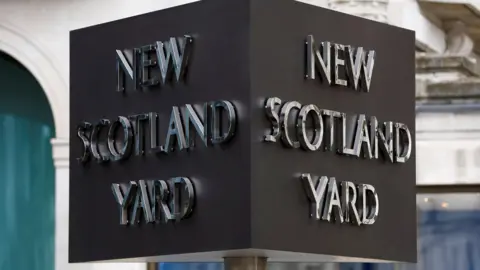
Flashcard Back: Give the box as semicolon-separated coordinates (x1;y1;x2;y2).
51;138;78;270
328;0;389;23
51;138;147;270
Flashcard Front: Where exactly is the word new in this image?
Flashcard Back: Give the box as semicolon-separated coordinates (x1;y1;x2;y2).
301;174;379;225
306;35;375;92
116;35;193;92
111;177;195;225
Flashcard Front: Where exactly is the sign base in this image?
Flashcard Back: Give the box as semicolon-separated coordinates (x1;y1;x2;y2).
97;250;390;263
224;257;267;270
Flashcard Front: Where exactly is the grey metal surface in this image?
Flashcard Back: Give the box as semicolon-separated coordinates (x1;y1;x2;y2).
69;0;416;264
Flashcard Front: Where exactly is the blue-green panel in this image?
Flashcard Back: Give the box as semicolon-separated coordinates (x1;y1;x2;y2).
0;53;55;270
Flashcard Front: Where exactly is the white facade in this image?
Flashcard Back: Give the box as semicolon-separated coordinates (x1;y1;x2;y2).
0;0;477;270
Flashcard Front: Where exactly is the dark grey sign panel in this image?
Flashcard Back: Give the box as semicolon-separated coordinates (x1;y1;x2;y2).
69;0;416;264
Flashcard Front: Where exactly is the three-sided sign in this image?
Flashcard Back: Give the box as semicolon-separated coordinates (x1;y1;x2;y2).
70;0;416;264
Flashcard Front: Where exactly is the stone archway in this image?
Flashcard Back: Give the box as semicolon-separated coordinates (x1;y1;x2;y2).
0;19;70;270
0;18;146;270
0;48;56;270
0;21;68;138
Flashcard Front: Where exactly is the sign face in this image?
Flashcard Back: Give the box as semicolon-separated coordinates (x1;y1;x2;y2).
69;0;416;264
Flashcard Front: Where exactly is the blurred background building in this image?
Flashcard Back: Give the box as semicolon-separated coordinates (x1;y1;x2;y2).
0;0;479;270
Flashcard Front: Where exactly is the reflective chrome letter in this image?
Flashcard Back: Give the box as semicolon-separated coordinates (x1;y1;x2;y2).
264;97;282;143
370;117;394;162
359;184;379;225
321;110;342;152
341;181;361;225
306;35;332;85
280;101;302;148
322;177;344;223
297;104;323;151
77;122;92;163
301;174;329;220
162;106;187;153
107;116;133;161
129;114;149;156
111;181;138;225
345;46;375;92
116;49;135;92
395;122;412;163
334;44;347;87
171;177;195;222
150;180;174;223
156;35;193;84
130;180;154;224
342;114;371;158
139;45;159;88
90;119;110;163
184;104;209;148
211;101;237;144
149;112;162;153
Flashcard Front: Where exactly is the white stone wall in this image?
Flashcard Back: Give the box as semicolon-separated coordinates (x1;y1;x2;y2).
417;111;480;185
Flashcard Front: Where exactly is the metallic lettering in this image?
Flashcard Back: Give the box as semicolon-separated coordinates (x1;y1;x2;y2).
306;36;376;92
129;114;149;156
130;180;154;224
150;180;174;223
334;44;347;87
370;117;394;163
112;178;195;225
149;112;162;153
264;97;282;143
297;104;323;151
321;110;341;152
116;35;193;92
115;49;136;92
171;177;195;221
322;177;344;223
139;45;159;88
111;181;138;225
340;181;360;225
156;35;193;84
184;104;210;148
300;174;329;220
345;46;375;92
395;123;412;163
301;175;377;226
265;97;409;164
359;184;379;225
107;116;133;161
90;119;110;163
342;115;372;158
77;122;92;163
306;35;332;84
162;106;187;153
280;101;301;148
338;112;348;154
211;101;237;144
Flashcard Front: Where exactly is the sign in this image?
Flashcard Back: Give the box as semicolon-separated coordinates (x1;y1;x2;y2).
69;0;416;264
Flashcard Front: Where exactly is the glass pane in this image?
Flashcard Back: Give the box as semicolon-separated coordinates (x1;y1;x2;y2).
416;193;480;270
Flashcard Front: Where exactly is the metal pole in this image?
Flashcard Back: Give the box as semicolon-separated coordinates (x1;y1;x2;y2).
147;262;159;270
224;257;268;270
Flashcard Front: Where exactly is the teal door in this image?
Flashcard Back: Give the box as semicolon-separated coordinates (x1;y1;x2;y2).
0;53;55;270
